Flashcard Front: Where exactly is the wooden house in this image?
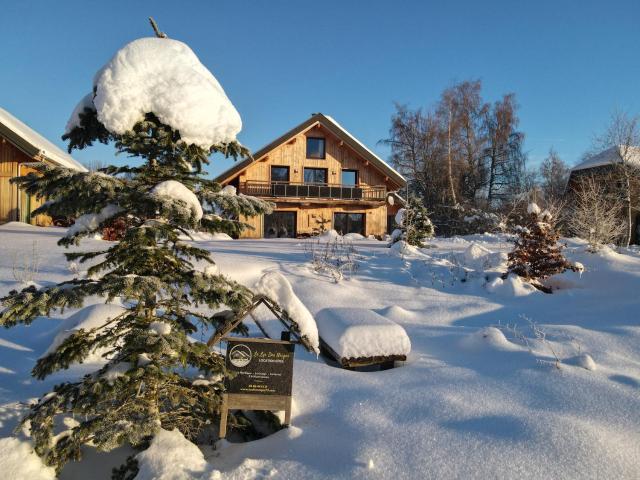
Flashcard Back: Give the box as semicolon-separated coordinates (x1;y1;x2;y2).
215;113;406;238
0;107;87;225
566;146;640;244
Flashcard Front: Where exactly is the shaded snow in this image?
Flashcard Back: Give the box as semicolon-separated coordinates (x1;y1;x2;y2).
1;226;640;479
43;303;126;363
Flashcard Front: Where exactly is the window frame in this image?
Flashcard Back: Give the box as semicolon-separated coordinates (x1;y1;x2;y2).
306;137;326;159
270;165;290;183
303;167;328;185
341;169;359;186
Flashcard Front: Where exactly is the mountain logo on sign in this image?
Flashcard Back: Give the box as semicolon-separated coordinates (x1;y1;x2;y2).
229;344;252;367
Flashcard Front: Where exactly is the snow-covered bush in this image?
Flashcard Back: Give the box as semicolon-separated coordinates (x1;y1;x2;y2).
390;196;434;247
306;236;359;283
505;203;580;293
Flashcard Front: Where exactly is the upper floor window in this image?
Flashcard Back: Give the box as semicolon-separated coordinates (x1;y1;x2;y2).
304;167;327;184
341;169;358;186
306;137;326;159
271;166;290;183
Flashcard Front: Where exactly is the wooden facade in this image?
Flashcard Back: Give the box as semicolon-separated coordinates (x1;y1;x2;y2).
216;114;406;238
0;139;49;225
0;108;86;226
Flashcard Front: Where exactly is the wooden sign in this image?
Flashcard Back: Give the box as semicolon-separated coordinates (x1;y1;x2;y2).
219;337;295;438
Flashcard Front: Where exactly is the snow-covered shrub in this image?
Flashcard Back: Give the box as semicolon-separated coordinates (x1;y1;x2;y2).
390;196;434;247
505;203;580;293
11;240;40;284
306;236;359;283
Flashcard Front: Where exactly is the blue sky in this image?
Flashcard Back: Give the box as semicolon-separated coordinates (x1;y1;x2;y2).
1;1;639;177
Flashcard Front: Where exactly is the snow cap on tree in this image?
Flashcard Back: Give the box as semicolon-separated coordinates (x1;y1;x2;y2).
66;37;242;148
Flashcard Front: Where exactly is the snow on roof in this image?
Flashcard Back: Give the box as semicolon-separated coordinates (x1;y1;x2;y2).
0;107;87;171
322;114;406;183
571;145;640;172
67;37;242;149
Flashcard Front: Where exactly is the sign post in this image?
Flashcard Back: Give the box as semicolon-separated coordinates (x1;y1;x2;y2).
219;337;295;438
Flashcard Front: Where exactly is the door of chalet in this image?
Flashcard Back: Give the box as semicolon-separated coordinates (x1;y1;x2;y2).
333;213;365;236
264;211;296;238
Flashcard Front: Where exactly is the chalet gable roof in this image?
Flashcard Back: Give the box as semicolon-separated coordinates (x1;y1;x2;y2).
0;107;87;172
214;113;406;188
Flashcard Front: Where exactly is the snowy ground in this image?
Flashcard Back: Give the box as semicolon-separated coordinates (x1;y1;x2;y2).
1;222;640;479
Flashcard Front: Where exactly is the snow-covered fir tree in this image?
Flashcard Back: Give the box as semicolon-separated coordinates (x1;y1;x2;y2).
0;24;273;475
506;202;579;292
390;196;435;247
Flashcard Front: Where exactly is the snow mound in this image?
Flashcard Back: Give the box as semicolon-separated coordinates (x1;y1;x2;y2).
395;208;406;226
151;180;203;221
316;308;411;359
135;428;211;480
70;37;241;148
568;353;597;371
460;242;507;272
460;327;519;352
378;305;416;323
43;303;126;363
527;202;541;215
66;204;122;237
389;240;428;258
486;274;538;297
343;233;365;241
317;229;341;241
0;437;55;480
254;272;320;353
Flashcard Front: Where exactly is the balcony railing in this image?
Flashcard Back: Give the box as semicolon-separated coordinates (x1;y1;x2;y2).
240;180;387;201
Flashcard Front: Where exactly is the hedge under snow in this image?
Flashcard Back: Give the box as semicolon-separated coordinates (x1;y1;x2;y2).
66;37;242;148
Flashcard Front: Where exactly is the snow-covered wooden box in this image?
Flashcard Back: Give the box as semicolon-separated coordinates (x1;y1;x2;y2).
315;308;411;368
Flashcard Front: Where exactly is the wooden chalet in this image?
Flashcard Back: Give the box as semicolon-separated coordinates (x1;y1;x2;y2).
0;107;87;225
215;113;406;238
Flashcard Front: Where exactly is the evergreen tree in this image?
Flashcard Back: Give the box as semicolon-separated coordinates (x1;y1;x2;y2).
0;25;272;474
506;203;578;292
391;196;435;247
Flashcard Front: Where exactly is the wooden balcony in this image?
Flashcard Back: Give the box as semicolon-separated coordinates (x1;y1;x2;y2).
239;180;387;202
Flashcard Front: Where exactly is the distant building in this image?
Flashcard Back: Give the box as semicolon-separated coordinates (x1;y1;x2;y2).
566;146;640;244
0;107;87;225
215;113;406;238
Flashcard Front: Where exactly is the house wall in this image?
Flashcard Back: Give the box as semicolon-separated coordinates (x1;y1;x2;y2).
240;203;390;239
0;138;49;225
238;125;400;191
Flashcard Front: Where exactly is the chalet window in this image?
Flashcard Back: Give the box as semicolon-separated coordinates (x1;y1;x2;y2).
271;166;290;183
306;137;326;159
303;168;327;184
334;213;365;236
341;169;358;186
